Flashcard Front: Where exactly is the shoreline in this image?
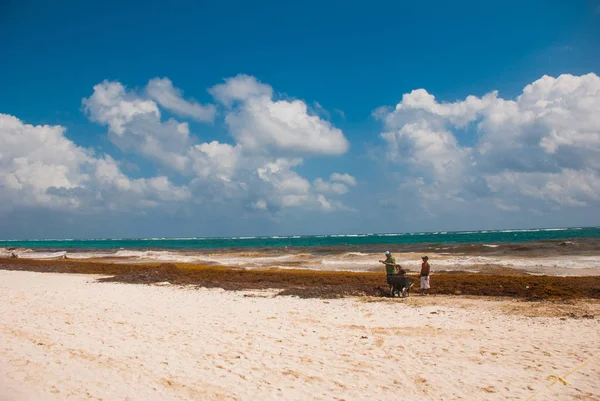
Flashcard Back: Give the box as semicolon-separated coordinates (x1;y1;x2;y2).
3;247;600;276
2;258;599;300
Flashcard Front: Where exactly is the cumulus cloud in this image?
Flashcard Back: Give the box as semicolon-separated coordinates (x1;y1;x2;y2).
486;169;600;208
189;141;240;182
79;75;353;215
210;74;350;156
376;73;600;211
83;80;241;183
209;74;273;107
6;70;597;235
146;77;216;122
255;159;316;209
1;74;353;232
82;80;160;135
314;173;357;195
381;120;471;181
83;75;347;211
0;114;189;213
83;80;194;172
227;158;351;213
330;173;357;186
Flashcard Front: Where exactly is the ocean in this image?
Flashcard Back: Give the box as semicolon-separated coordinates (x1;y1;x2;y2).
2;227;599;250
2;227;600;275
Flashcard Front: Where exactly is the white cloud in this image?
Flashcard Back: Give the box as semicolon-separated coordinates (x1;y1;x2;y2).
83;80;194;172
93;156;190;204
81;76;353;215
381;120;470;181
389;88;494;128
249;158;349;211
376;73;600;211
189;141;239;182
0;114;189;213
0;113;91;209
257;159;310;194
208;74;273;107
486;169;600;207
146;77;216;122
330;173;357;186
316;194;333;211
210;74;350;156
314;178;349;195
251;199;268;210
84;80;234;180
314;173;357;195
312;101;331;120
82;80;160;135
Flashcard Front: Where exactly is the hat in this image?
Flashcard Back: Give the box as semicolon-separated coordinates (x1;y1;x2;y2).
385;251;390;256
422;256;429;260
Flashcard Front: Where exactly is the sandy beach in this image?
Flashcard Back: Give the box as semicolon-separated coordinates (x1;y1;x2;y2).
1;270;599;401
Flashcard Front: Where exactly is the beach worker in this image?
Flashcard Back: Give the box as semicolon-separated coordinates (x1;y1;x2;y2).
420;256;431;295
395;264;406;276
379;251;397;283
10;251;18;258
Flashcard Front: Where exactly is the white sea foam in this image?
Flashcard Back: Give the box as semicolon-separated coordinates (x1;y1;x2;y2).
0;248;15;257
65;252;116;259
109;250;203;263
18;251;67;260
320;259;372;266
499;229;540;233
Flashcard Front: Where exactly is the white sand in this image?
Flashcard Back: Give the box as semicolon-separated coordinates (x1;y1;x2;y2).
1;270;599;401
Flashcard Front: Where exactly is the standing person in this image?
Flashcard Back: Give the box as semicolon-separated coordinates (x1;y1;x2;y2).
420;256;431;295
379;251;397;283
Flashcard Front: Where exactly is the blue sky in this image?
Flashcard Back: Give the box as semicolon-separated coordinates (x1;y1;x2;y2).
0;0;599;238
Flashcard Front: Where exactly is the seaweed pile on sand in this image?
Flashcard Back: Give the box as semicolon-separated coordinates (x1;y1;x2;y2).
1;258;599;300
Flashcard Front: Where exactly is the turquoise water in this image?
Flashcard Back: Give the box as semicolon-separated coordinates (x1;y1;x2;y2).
1;227;598;250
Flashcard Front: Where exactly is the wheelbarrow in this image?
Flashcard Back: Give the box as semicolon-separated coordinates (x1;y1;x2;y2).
386;275;414;298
